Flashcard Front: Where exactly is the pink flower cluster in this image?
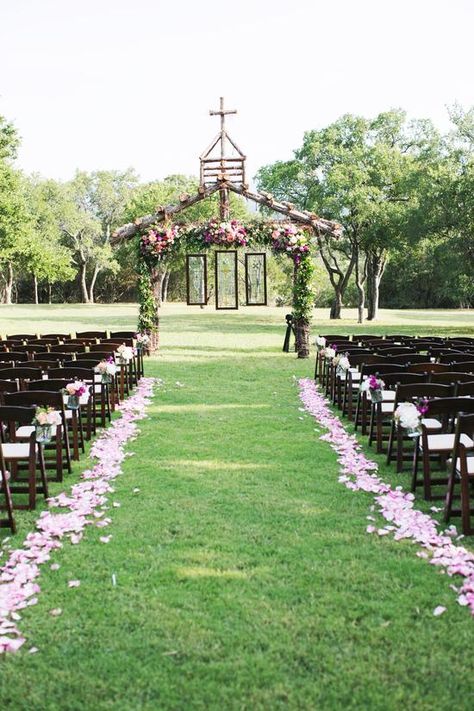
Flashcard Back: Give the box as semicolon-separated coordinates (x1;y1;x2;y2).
64;381;88;397
203;219;248;247
298;378;474;617
140;226;178;258
269;223;310;263
0;377;156;654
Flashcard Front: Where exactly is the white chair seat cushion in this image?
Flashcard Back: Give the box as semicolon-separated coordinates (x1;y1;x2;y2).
94;384;103;394
381;402;395;413
16;424;58;438
1;443;31;459
420;433;474;452
421;418;443;429
456;457;474;475
382;390;396;402
65;410;73;420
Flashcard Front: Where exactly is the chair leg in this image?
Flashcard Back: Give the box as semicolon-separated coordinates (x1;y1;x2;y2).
2;476;16;534
71;412;80;460
460;470;473;535
444;469;456;524
37;445;49;500
422;447;432;501
411;444;420;492
28;456;36;510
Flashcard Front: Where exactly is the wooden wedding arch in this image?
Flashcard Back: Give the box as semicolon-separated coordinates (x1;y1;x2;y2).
112;98;341;358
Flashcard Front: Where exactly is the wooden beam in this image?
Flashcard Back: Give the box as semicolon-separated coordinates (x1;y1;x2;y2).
225;183;342;237
111;183;221;243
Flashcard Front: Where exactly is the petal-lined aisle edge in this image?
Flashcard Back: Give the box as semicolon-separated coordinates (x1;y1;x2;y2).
298;378;474;616
0;377;157;653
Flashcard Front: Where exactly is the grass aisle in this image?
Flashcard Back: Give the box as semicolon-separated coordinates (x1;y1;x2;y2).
0;308;473;709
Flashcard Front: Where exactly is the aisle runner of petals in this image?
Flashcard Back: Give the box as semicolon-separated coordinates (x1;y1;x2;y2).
0;377;156;653
298;378;474;617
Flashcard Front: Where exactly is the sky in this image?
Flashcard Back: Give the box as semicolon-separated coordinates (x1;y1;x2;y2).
1;0;473;184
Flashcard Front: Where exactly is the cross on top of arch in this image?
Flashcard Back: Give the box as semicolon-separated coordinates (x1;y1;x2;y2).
200;96;246;188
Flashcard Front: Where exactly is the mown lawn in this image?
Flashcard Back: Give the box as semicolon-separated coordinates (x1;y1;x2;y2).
0;303;473;710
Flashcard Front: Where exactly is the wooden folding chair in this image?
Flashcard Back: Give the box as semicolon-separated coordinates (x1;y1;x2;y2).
5;391;71;481
369;373;429;454
412;397;474;500
0;444;16;533
0;405;49;510
444;413;474;534
386;382;451;471
28;379;86;459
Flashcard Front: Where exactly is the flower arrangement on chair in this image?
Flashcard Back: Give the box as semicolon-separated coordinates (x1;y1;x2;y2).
360;375;385;403
393;399;428;438
63;381;89;410
95;357;117;384
116;344;135;364
32;407;61;444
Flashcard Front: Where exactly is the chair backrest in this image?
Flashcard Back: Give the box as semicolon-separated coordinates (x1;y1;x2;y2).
89;343;121;353
455;381;474;397
381;372;427;389
67;359;103;370
407;362;451;374
344;353;379;367
109;331;136;339
450;361;474;371
50;343;86;353
28;338;59;346
41;333;71;339
33;352;69;362
455;412;474;442
0;367;42;380
6;334;36;341
75;331;108;338
429;372;474;385
376;346;415;354
22;360;60;370
381;354;421;365
0;405;36;428
7;344;48;354
28;378;71;392
395;382;453;405
5;390;64;410
360;363;407;378
0;380;19;405
101;337;134;346
424;396;474;423
48;367;95;382
0;352;28;362
439;353;474;363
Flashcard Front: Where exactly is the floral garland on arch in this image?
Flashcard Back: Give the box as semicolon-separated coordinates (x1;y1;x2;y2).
136;217;316;357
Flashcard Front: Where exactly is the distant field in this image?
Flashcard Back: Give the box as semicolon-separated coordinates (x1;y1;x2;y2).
0;303;472;343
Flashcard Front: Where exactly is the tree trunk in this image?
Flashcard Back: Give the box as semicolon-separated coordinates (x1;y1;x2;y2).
80;262;90;303
3;262;14;305
354;249;367;325
330;288;343;319
33;274;39;304
366;250;387;321
48;281;52;304
294;317;310;358
161;270;170;303
88;265;100;304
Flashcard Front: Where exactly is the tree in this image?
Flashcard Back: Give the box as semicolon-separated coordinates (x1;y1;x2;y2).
0;164;31;303
63;170;138;303
256;111;435;321
24;177;75;303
